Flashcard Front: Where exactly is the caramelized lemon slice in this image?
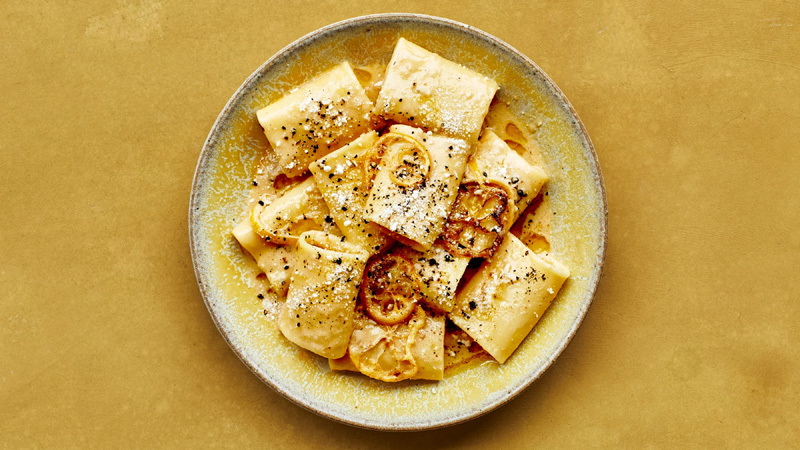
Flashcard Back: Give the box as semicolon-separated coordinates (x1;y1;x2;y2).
348;306;426;382
442;182;512;258
360;254;419;325
442;221;501;257
374;132;431;188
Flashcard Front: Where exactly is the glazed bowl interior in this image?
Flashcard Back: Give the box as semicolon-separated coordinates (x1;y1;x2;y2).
189;14;606;430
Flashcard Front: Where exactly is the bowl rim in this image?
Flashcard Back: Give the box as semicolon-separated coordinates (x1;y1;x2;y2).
189;13;608;431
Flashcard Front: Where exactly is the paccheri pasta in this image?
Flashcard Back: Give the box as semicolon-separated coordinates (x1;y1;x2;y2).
233;39;569;382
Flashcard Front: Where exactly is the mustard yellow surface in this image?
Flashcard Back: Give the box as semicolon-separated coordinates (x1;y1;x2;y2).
1;1;798;448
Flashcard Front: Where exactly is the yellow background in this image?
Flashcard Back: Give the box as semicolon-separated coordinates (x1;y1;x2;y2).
2;0;798;447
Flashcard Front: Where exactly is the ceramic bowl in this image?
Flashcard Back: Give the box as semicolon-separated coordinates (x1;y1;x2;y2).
189;13;607;430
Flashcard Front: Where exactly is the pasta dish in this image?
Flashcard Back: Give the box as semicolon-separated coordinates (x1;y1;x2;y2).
232;38;570;382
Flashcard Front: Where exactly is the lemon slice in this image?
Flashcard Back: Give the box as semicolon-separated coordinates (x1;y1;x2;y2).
360;254;419;325
348;306;426;382
441;181;512;258
373;132;431;188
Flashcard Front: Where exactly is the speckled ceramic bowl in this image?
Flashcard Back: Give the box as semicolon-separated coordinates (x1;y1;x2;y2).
189;14;606;430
